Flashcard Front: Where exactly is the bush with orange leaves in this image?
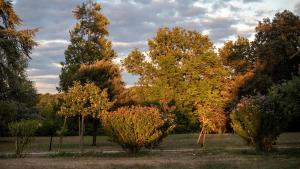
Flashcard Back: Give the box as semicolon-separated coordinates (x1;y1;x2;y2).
101;106;174;153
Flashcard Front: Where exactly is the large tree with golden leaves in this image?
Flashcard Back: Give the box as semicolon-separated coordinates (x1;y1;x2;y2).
123;27;228;133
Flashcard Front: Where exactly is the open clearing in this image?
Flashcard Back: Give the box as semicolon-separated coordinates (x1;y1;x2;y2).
0;133;300;169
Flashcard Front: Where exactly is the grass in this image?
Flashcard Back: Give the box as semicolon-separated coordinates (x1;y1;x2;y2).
0;133;249;153
0;133;300;169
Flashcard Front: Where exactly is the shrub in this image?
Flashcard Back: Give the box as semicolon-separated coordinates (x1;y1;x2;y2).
231;77;300;152
101;106;173;153
144;99;176;149
8;120;39;157
267;76;300;131
231;95;283;152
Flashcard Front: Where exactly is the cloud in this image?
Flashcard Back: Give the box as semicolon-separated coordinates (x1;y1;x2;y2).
29;75;59;80
243;0;262;3
295;2;300;15
33;81;58;94
13;0;296;93
15;0;81;40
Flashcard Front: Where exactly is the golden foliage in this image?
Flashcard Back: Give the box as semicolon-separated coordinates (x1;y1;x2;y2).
58;81;113;118
101;106;174;153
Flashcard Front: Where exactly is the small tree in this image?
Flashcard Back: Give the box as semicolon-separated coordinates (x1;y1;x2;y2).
58;81;112;153
196;104;227;147
36;94;62;151
101;106;173;154
8;120;39;157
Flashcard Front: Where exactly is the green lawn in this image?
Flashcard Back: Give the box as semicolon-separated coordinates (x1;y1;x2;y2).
0;133;300;169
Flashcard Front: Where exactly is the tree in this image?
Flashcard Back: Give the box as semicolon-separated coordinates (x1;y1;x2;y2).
36;93;62;151
219;36;254;74
237;10;300;96
218;36;259;119
59;0;123;146
59;0;116;91
123;27;228;132
196;104;227;147
58;82;112;153
73;60;124;106
72;60;125;146
220;11;300;117
253;10;300;83
0;0;38;136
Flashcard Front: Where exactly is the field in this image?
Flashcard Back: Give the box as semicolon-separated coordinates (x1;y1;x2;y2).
0;133;300;169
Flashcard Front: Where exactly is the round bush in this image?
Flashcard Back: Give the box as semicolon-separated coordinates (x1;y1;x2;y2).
101;106;172;153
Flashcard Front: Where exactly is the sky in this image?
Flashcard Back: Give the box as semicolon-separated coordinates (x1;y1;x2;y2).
13;0;300;94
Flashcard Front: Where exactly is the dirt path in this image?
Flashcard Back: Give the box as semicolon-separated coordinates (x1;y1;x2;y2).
1;149;299;169
1;146;299;157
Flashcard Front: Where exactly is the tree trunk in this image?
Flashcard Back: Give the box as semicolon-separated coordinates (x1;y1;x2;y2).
80;116;85;154
78;116;81;136
58;117;67;152
92;118;98;146
15;136;20;157
197;128;206;147
49;135;53;151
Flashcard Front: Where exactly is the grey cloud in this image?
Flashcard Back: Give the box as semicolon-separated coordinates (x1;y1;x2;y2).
295;2;300;15
243;0;262;3
132;0;152;5
14;0;263;93
15;0;81;40
209;27;237;42
199;17;239;42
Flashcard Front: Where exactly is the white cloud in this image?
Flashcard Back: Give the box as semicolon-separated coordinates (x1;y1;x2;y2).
29;75;59;79
37;39;69;48
112;41;146;48
51;63;62;68
33;82;58;94
232;23;255;33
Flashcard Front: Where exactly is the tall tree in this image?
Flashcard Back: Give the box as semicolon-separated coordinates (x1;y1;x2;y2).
244;10;300;95
0;0;38;136
123;27;228;132
59;0;123;146
59;0;116;91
